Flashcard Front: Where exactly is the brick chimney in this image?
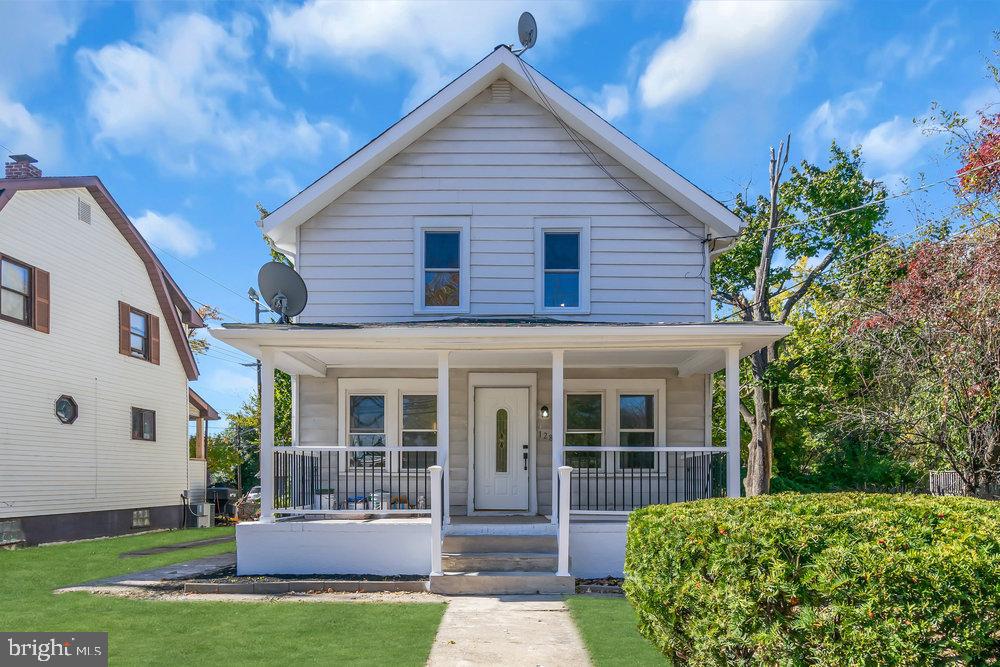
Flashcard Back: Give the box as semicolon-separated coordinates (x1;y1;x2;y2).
5;154;42;179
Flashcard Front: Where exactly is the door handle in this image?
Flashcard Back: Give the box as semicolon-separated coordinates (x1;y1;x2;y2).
523;445;528;471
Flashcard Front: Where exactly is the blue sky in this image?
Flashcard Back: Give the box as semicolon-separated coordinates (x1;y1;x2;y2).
2;0;996;430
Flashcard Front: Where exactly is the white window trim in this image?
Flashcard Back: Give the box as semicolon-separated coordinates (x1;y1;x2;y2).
338;378;438;472
534;217;591;315
564;379;666;472
413;217;471;315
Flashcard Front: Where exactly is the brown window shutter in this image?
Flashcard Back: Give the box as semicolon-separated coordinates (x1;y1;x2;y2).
32;268;50;333
149;314;160;365
119;301;131;355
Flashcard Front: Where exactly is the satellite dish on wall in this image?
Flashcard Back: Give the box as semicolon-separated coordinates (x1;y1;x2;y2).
257;262;308;324
517;12;537;52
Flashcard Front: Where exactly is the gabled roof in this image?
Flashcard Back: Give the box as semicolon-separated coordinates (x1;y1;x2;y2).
262;45;743;256
189;388;220;420
0;176;202;380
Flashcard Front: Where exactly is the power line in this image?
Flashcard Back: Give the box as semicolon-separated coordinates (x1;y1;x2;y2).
513;53;707;260
146;240;276;317
714;217;995;322
716;157;1000;241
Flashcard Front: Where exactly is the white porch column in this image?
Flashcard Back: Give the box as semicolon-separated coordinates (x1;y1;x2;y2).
551;349;565;524
725;346;741;498
259;348;275;522
429;465;443;576
437;351;450;524
557;465;571;576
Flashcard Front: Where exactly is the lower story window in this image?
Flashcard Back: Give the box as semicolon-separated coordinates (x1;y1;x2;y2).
566;393;602;469
131;407;156;441
348;395;386;467
619;394;654;469
401;394;437;469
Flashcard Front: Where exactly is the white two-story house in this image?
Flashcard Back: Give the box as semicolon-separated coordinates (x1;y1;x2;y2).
213;46;789;593
0;158;217;545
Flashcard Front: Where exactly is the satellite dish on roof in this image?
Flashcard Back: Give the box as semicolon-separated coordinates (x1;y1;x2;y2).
257;261;307;324
517;12;537;52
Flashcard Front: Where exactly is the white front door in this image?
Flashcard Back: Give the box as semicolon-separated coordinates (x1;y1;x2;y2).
474;387;530;511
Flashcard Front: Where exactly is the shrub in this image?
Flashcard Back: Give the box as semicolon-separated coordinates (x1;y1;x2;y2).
624;493;1000;666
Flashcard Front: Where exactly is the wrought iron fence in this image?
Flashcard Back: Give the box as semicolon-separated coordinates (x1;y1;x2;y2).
273;446;437;515
564;446;728;513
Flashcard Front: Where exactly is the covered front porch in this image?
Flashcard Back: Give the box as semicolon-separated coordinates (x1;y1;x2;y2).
212;320;788;580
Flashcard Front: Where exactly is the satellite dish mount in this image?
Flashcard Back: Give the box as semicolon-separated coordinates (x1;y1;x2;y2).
514;12;537;55
257;262;308;325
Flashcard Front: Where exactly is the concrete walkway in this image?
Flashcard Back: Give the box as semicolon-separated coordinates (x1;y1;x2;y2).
427;596;591;667
58;553;235;592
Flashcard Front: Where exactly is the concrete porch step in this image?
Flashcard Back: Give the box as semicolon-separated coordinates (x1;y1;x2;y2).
443;534;557;554
430;571;574;596
442;551;558;573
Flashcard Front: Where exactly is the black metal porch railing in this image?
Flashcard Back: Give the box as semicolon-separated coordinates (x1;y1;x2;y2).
273;446;437;515
564;446;728;513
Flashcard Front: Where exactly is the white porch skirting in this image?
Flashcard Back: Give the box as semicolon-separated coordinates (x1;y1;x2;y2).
236;519;432;576
569;522;627;578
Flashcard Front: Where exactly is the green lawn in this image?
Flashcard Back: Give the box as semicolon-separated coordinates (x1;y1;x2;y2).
0;528;445;666
567;596;667;666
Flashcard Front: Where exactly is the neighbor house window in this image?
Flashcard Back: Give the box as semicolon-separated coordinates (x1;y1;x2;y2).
129;309;150;359
544;232;580;308
0;256;31;326
55;395;78;424
119;302;159;364
566;394;602;469
414;218;470;313
348;395;386;467
131;407;156;441
619;394;654;469
401;394;437;469
535;218;590;313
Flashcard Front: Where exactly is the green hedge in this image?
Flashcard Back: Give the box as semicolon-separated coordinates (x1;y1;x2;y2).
624;493;1000;666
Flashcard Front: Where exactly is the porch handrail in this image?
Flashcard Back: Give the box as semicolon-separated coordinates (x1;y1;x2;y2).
564;445;726;453
280;445;438;452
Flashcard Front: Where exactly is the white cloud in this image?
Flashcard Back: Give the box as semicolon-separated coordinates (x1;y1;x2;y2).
638;0;834;110
0;92;63;166
202;367;256;400
267;0;590;109
577;84;630;122
799;85;881;160
133;210;213;258
857;116;929;172
78;13;349;175
870;21;956;80
799;88;932;174
0;1;82;90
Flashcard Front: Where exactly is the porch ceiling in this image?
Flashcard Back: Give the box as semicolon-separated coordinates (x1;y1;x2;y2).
210;321;790;378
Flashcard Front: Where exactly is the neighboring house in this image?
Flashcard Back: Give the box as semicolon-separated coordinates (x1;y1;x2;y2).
0;156;217;545
213;46;789;592
187;388;221;510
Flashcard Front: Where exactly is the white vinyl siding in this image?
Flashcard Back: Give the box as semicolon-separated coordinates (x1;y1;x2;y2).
0;188;189;519
297;81;709;323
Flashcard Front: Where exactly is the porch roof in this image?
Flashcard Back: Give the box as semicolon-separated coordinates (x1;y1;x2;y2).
210;319;789;378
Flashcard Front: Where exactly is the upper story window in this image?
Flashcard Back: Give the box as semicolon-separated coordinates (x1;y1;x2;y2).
0;253;49;333
1;256;31;326
414;217;470;314
544;233;580;308
424;232;460;307
535;218;590;314
118;301;160;365
129;309;150;359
